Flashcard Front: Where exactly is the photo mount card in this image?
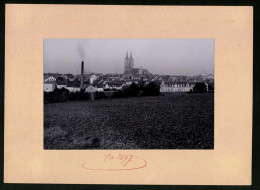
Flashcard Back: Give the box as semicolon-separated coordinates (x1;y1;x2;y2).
4;4;253;185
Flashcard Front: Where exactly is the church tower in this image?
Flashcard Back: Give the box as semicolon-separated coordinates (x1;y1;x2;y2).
124;51;134;74
124;51;130;74
129;52;134;69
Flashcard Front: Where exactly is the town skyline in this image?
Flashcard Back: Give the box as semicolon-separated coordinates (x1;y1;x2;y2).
44;71;214;77
44;39;214;76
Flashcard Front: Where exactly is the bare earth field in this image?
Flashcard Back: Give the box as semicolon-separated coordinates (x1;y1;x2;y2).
44;93;214;149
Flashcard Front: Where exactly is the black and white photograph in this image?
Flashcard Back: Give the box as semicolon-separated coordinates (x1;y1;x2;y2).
44;39;214;149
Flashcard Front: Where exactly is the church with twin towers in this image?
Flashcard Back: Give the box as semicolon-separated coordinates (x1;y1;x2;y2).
123;51;150;75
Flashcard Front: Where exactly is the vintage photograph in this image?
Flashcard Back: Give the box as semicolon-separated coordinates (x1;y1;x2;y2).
44;39;214;149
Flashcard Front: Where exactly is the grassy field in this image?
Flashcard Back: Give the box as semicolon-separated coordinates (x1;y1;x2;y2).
44;93;214;149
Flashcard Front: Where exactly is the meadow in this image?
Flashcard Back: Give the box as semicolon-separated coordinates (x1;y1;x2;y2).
44;93;214;149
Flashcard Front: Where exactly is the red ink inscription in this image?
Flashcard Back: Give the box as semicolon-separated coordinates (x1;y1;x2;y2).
82;153;147;171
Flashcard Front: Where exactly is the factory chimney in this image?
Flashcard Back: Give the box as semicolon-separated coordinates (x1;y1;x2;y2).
80;61;84;89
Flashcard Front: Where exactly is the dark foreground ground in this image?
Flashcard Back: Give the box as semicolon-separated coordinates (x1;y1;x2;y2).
44;93;214;149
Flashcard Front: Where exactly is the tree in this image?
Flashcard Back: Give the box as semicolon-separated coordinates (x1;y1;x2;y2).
112;90;125;98
208;83;214;91
95;91;108;99
57;76;64;81
192;82;207;93
143;81;160;96
79;89;90;101
127;82;140;97
138;77;146;90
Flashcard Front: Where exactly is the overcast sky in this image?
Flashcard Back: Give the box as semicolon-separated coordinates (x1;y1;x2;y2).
44;39;214;76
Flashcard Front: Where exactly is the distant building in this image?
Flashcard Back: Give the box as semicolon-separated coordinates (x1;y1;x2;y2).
44;81;56;92
85;85;96;93
92;79;105;92
160;81;196;92
44;76;56;82
123;51;149;75
95;83;105;92
202;74;214;80
160;81;209;92
66;83;81;92
84;73;98;84
68;77;75;82
104;81;125;90
122;74;136;80
89;74;98;84
56;81;67;89
125;79;139;85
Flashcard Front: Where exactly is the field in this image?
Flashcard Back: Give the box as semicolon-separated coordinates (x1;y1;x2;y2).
44;93;214;149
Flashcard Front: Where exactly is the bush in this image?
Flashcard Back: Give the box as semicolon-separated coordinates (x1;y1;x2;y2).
127;83;140;97
44;88;70;104
112;82;160;98
112;90;126;98
143;81;160;96
192;82;208;93
208;83;214;91
44;88;89;104
95;91;108;99
119;83;140;97
79;89;90;101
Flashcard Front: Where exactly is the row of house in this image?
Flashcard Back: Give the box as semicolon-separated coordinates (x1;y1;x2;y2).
160;81;198;92
44;73;213;93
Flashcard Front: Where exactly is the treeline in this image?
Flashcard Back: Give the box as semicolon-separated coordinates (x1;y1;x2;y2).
44;88;89;104
187;82;214;93
44;81;161;104
112;81;160;98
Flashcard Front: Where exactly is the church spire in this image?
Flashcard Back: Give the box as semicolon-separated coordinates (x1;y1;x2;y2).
130;51;132;59
126;51;128;58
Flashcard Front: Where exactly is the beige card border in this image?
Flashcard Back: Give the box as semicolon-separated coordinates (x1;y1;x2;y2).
4;5;253;185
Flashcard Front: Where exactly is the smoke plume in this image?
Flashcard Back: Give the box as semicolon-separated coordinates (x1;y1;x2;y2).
77;44;85;60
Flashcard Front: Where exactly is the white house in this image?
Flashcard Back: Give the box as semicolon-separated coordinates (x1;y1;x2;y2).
104;81;125;90
68;77;74;82
85;85;96;93
44;76;56;82
44;81;56;92
124;79;139;85
95;83;104;92
56;81;67;89
65;84;81;92
160;81;196;92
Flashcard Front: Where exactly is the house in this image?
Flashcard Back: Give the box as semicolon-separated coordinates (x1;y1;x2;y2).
56;81;67;89
202;74;214;80
92;79;105;92
95;83;105;92
160;81;196;92
125;79;139;85
65;83;81;92
84;73;98;84
168;76;177;81
44;76;56;82
105;77;115;82
85;85;96;93
104;81;125;90
67;77;75;82
122;74;136;80
44;81;56;92
89;74;98;84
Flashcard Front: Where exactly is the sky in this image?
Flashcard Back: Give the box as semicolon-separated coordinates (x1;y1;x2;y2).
44;39;214;76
